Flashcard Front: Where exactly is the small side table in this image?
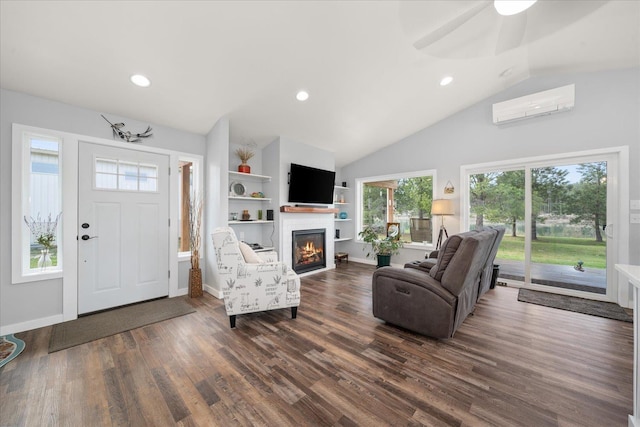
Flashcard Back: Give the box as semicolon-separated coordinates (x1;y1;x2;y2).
335;252;349;264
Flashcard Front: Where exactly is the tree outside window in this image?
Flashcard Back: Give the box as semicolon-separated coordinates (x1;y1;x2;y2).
360;173;434;244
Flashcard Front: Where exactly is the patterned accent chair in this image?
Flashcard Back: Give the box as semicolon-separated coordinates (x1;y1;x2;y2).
211;227;301;328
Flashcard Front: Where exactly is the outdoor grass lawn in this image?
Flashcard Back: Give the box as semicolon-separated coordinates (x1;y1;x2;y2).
497;235;607;269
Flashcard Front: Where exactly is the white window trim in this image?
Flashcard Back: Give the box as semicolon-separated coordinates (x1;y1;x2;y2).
460;146;630;306
355;169;437;248
12;123;204;323
12;127;68;283
176;154;203;263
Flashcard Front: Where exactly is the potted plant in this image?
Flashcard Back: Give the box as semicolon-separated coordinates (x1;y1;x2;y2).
235;147;254;173
358;225;403;268
189;193;204;298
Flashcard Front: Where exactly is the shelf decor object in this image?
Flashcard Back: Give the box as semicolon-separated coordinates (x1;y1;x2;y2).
230;181;246;197
235;147;254;173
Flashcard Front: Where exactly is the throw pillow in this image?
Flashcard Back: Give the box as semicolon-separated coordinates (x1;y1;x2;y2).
429;235;463;281
238;241;264;264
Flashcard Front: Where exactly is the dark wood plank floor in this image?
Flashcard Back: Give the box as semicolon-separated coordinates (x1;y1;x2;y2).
0;262;633;426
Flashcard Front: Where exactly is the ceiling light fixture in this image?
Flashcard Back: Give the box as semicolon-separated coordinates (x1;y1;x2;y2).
440;76;453;86
130;74;151;88
494;0;538;16
296;90;309;101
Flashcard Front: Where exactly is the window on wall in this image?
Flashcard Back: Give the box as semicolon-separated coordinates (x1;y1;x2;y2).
22;133;63;276
95;158;159;192
358;171;435;245
177;158;200;254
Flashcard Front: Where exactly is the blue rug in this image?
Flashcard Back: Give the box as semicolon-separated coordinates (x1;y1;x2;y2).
0;334;25;368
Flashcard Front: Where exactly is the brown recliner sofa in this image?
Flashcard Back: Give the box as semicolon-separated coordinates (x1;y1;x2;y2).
372;228;504;339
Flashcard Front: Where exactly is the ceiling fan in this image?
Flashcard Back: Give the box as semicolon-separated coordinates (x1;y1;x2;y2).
404;0;608;58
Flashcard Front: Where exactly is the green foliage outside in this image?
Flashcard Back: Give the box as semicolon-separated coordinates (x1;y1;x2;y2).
470;162;607;242
29;248;58;268
497;235;606;269
362;176;433;242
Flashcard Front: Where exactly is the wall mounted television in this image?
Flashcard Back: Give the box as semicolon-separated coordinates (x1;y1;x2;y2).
288;163;336;205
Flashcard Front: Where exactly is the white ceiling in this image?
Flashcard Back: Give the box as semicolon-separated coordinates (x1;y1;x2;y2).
1;1;638;167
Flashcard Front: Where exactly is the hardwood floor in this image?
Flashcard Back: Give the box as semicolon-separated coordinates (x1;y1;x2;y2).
0;262;633;426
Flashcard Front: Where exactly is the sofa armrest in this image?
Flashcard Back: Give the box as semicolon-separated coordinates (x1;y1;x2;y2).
373;267;455;304
428;250;439;259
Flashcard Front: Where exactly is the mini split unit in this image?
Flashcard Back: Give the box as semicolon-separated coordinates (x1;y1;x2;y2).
492;84;575;125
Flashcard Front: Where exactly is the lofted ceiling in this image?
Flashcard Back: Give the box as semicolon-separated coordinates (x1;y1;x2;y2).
1;1;638;167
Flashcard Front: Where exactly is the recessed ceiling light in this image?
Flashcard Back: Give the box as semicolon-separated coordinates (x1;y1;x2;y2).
296;90;309;101
130;74;151;88
440;76;453;86
494;0;538;16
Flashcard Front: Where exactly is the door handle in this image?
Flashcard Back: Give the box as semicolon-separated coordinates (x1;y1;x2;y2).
81;235;98;240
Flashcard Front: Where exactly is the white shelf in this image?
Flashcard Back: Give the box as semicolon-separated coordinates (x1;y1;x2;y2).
334;202;348;206
335;218;351;222
334;237;352;242
334;185;350;190
254;246;275;252
228;196;271;202
228;220;274;225
229;171;271;181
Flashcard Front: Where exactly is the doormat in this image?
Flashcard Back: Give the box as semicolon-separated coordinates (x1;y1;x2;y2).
49;297;196;353
0;334;25;369
518;288;632;322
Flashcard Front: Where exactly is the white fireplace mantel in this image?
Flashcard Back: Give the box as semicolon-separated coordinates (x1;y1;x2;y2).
280;212;335;276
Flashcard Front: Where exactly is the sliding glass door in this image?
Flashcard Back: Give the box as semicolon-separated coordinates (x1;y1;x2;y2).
465;153;617;300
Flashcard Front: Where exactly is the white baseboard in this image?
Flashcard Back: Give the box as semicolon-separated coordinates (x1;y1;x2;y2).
205;283;223;299
0;314;64;336
173;287;188;297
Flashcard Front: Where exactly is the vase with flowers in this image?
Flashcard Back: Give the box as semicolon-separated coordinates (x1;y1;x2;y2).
189;193;204;298
24;212;62;270
235;147;254;174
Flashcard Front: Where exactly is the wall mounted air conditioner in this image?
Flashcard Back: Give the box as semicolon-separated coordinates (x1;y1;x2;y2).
492;84;575;125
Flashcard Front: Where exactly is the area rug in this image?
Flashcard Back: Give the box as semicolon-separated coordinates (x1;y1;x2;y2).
0;334;26;368
49;297;196;353
518;288;632;322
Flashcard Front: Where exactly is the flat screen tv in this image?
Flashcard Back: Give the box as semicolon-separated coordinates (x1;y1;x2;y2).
288;163;336;205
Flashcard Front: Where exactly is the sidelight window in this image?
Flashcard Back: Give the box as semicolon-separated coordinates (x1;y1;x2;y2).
14;131;64;280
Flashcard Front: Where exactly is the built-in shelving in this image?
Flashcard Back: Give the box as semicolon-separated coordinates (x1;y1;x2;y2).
228;171;273;247
229;171;271;181
228;196;271;202
334;237;352;242
334;218;351;222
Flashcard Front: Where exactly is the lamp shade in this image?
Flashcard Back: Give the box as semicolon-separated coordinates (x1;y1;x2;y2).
431;199;454;216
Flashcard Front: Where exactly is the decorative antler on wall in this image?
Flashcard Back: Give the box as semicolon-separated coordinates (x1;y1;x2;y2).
101;114;153;143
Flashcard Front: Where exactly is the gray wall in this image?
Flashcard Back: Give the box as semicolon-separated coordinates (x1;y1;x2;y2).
337;68;640;267
204;117;229;295
0;88;206;329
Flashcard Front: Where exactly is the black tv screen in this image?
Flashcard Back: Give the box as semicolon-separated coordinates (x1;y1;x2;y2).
288;163;336;205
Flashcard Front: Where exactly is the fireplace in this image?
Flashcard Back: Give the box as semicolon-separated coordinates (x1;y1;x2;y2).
292;229;326;274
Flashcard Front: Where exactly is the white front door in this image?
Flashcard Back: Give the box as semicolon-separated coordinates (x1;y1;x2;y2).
78;142;169;314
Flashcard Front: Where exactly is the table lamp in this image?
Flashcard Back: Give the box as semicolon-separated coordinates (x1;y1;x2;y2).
431;199;454;250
